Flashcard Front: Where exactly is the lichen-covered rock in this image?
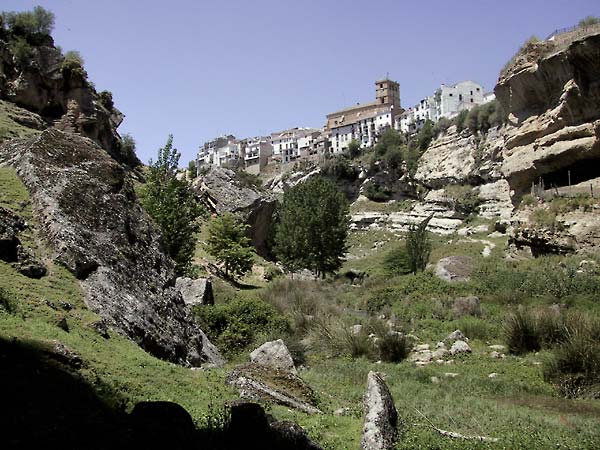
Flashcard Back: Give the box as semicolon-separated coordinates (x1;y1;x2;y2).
175;277;214;306
227;363;321;415
0;129;222;367
434;256;474;282
361;371;398;450
450;340;472;355
250;339;297;373
194;167;276;257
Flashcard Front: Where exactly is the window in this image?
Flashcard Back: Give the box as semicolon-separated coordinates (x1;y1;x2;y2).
476;87;480;92
449;93;453;97
470;90;473;95
470;98;474;103
459;94;463;101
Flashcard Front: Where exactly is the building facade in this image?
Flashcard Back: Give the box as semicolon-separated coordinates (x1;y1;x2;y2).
397;80;491;133
244;136;273;172
326;79;402;154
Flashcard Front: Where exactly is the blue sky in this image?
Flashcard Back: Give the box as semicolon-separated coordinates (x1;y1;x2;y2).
3;0;599;164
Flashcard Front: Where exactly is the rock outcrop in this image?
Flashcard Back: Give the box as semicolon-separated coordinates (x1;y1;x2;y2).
0;129;222;367
496;32;600;197
194;167;276;257
250;339;297;374
175;277;214;306
227;363;321;415
0;36;137;167
0;205;46;278
361;371;398;450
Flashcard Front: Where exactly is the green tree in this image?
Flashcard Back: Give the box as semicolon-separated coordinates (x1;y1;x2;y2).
140;135;204;276
274;177;349;278
416;119;434;151
346;139;361;159
205;213;254;279
2;6;55;36
406;214;433;273
579;16;600;27
187;160;198;179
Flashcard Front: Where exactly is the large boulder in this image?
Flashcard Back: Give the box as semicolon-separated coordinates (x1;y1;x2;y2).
434;256;474;282
250;339;297;374
361;371;399;450
193;167;276;257
227;363;321;415
0;129;222;367
175;277;214;306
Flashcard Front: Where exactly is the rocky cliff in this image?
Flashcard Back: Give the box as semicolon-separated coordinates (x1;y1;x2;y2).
0;129;222;366
496;31;600;196
0;34;138;167
193;167;276;257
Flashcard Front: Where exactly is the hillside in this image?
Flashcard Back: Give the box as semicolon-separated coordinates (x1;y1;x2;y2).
1;7;600;450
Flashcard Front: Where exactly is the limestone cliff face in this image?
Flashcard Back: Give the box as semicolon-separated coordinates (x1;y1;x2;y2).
496;32;600;195
194;167;277;258
0;129;223;367
0;36;138;167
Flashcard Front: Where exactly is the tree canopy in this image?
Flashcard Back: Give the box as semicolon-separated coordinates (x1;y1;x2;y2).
205;213;254;279
274;177;349;278
140;135;204;276
2;6;55;36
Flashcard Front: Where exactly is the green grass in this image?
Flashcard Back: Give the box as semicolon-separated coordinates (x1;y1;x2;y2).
0;100;41;143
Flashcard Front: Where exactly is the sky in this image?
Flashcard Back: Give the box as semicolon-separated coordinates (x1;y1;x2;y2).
3;0;599;164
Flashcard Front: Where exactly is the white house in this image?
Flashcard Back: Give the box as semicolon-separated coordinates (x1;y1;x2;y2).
244;136;273;172
397;80;491;133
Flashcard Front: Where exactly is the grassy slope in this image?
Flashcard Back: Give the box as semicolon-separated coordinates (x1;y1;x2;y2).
0;100;41;143
2;162;600;448
0;168;237;426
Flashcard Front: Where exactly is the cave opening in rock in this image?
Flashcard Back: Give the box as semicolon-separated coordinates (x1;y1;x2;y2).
537;157;600;190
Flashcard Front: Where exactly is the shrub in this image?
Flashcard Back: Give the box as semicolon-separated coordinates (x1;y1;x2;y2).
345;139;361;159
9;37;34;66
405;215;432;273
364;181;392;202
263;266;283;281
378;332;410;362
432;117;451;137
61;50;86;78
520;194;536;207
320;155;356;180
0;288;18;314
579;16;600;28
97;90;114;110
195;296;289;355
234;169;262;190
445;185;481;217
383;244;411;276
529;207;560;231
543;314;600;398
505;309;540;354
457;316;491;340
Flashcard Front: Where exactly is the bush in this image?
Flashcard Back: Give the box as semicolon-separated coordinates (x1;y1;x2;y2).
378;332;410;362
9;37;35;66
405;215;432;273
61;50;86;78
234;169;262;190
194;296;289;356
432;117;451;137
383;244;411;276
529;207;561;231
0;288;18;314
505;309;541;354
543;314;600;398
455;110;469;132
364;181;392;202
320;155;356;180
445;185;481;217
579;16;600;28
457;316;491;340
345;139;361;159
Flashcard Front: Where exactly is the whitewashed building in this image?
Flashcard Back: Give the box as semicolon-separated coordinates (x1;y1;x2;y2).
397;80;491;133
326;79;401;154
244;136;273;173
